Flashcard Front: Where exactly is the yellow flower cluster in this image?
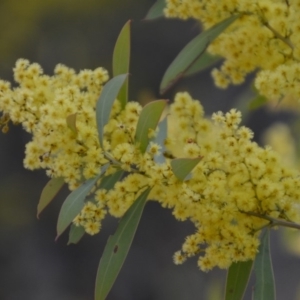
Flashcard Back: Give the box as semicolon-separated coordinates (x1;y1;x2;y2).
158;92;300;270
164;0;300;101
0;59;109;190
2;60;300;271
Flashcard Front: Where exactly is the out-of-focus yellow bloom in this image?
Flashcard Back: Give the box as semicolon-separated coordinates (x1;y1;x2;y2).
164;0;300;102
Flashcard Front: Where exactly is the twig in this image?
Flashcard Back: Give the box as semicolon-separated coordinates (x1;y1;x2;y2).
240;210;300;230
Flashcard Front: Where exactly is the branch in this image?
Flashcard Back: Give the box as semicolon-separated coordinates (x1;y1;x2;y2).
240;210;300;230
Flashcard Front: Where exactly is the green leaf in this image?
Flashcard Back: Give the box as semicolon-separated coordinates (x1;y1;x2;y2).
68;224;85;245
66;113;77;135
56;164;109;239
135;100;167;153
184;52;221;77
225;260;253;300
99;169;124;190
253;230;276;300
96;74;128;148
95;187;151;300
160;14;239;94
113;21;131;109
144;0;165;20
152;116;168;164
248;95;267;110
37;177;65;218
171;157;202;181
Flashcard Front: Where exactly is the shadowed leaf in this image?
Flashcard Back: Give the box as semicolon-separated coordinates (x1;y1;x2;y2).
99;170;124;190
248;95;267;110
96;74;128;148
144;0;165;20
37;177;65;218
135;100;167;153
184;52;221;77
253;230;276;300
56;164;109;239
160;14;239;94
95;187;151;300
66;113;77;135
151;116;168;164
68;224;85;245
113;21;131;109
225;260;253;300
171;157;202;181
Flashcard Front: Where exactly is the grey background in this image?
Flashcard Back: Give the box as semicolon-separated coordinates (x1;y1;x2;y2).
0;1;299;299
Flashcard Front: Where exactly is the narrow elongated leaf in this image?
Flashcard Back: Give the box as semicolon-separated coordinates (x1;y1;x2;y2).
135;100;167;153
56;164;109;239
253;230;276;300
68;224;85;245
152;116;168;164
37;177;65;218
95;187;151;300
160;14;239;94
99;170;124;190
144;0;165;20
248;95;267;110
184;52;221;77
171;157;202;181
225;260;253;300
66;113;77;135
96;74;128;148
113;21;131;109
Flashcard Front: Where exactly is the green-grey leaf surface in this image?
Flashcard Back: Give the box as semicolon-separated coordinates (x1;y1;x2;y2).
56;164;109;239
68;224;85;245
253;230;276;300
99;169;124;190
95;187;151;300
37;177;65;218
144;0;165;20
184;52;221;77
248;95;267;110
135;100;167;153
152;116;168;164
225;260;253;300
66;113;77;135
171;157;202;181
96;74;128;148
160;14;239;94
113;21;130;109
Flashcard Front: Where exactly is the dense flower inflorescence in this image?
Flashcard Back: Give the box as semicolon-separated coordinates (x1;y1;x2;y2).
164;0;300;101
1;60;300;271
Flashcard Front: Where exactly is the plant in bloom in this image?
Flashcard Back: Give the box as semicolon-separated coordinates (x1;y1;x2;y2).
1;59;300;273
164;0;300;102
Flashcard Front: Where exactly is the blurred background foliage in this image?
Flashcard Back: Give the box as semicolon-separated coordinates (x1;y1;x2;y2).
1;0;300;299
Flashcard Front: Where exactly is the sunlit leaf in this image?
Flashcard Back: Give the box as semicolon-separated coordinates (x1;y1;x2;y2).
144;0;165;20
95;187;151;300
171;157;202;181
151;116;168;164
248;95;267;110
135;100;167;153
113;21;131;109
56;164;109;239
37;177;65;218
253;230;276;300
66;113;77;135
68;224;85;245
184;52;221;77
225;260;253;300
96;74;128;148
160;14;239;94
